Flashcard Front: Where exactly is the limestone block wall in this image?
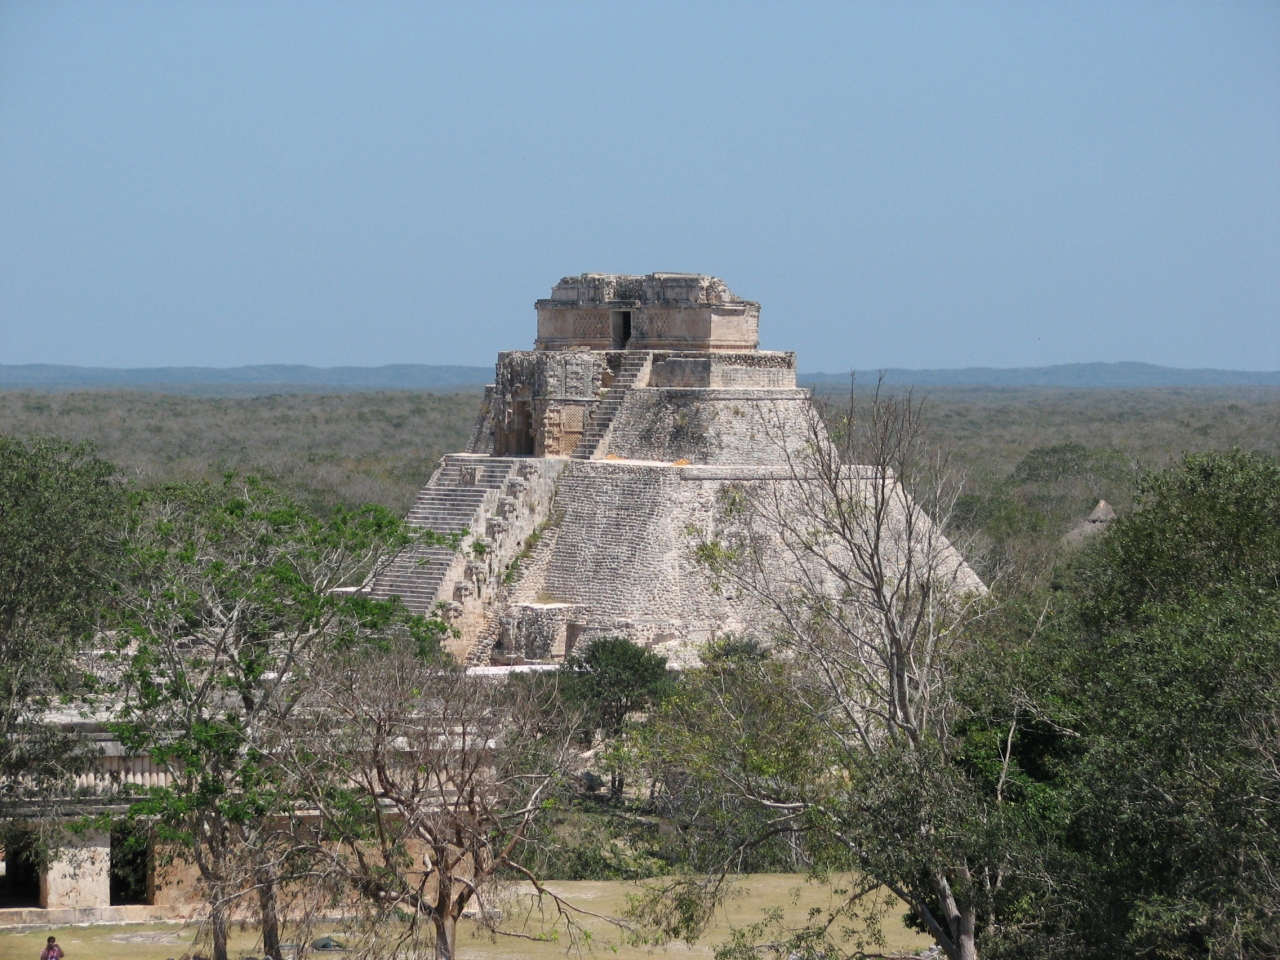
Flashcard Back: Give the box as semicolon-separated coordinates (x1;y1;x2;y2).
533;308;614;351
467;386;496;455
496;459;984;667
711;364;795;388
627;304;759;352
40;831;109;910
151;857;203;911
534;272;761;352
479;349;801;460
537;400;591;457
494;602;579;661
647;351;796;389
603;389;817;465
487;351;610;457
504;461;756;664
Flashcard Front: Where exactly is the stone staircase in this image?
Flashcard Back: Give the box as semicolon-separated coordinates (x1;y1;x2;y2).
367;455;521;613
570;351;652;460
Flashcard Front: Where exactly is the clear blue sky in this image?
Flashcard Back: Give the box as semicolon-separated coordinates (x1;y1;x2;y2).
1;1;1277;372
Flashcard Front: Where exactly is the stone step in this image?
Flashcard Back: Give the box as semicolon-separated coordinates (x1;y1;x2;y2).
367;456;523;609
407;499;489;513
570;352;654;459
408;503;488;513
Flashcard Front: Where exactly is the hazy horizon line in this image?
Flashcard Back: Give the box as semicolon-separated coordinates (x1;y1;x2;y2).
2;359;1278;375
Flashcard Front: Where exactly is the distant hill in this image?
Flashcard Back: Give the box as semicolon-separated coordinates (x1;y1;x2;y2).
0;361;1276;395
798;362;1280;389
0;363;494;395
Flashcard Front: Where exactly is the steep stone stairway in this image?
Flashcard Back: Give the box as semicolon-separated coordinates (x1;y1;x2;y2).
367;456;520;613
570;352;652;460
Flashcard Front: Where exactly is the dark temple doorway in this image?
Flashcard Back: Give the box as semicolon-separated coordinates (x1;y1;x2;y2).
610;310;632;349
511;400;536;456
110;822;151;905
0;832;42;908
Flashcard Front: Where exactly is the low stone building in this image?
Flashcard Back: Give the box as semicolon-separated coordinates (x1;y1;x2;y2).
0;711;205;927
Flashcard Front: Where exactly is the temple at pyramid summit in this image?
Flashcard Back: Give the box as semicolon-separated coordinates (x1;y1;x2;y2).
366;272;975;664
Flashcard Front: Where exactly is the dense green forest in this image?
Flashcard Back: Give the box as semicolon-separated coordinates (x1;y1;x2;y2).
1;386;1275;515
0;390;478;513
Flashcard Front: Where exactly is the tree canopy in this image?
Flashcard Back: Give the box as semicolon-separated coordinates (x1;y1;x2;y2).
1020;451;1280;958
0;436;120;815
108;474;443;960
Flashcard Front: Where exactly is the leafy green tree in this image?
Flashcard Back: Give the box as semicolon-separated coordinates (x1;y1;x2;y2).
1072;449;1280;624
0;436;120;818
635;643;829;891
558;636;671;797
1015;451;1280;959
109;475;443;960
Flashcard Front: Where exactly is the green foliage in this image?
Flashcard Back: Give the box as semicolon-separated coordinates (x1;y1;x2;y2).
2;390;1276;958
1006;441;1131;486
963;451;1280;959
1072;449;1280;627
639;649;828;876
558;637;672;801
508;805;670;881
951;440;1138;586
559;637;672;744
887;386;1278;586
105;474;445;958
0;390;480;513
641;449;1280;960
1045;599;1279;958
0;435;121;811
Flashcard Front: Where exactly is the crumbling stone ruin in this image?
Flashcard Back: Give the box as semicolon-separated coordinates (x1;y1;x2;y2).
367;273;851;665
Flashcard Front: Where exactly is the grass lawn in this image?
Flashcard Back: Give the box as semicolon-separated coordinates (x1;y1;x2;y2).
0;875;933;959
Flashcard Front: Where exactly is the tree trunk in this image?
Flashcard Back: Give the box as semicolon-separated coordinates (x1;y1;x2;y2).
434;911;458;960
955;909;978;960
610;769;624;799
931;871;979;960
257;868;282;960
210;897;230;960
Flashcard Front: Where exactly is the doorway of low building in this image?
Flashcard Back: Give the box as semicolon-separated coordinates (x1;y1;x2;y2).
0;831;42;908
110;822;150;905
610;310;633;349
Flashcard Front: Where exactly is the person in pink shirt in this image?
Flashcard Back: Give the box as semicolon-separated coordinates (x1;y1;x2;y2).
40;936;64;960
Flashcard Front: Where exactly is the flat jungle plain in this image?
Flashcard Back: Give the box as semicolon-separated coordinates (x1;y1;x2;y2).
0;385;1275;580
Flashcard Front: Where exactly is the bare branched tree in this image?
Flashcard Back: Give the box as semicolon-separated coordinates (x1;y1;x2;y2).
659;380;997;960
276;647;613;960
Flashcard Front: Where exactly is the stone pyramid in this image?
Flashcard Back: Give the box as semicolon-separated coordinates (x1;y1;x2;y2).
368;274;979;665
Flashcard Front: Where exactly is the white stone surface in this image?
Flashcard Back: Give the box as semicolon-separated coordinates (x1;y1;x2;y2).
40;830;109;910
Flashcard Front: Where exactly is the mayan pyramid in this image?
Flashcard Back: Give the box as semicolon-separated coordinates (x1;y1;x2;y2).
368;273;976;664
